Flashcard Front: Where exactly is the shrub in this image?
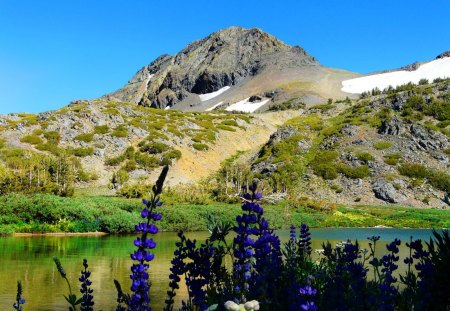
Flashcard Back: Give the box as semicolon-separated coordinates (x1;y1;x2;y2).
192;143;209;151
105;154;126;166
419;78;429;85
398;163;429;179
399;163;450;192
310;151;339;180
74;133;94;142
356;152;374;163
338;163;370;179
111;125;128;138
216;124;236;131
134;153;160;170
384;153;402;165
424;99;450;121
71;147;94;157
102;108;120;115
43;131;61;144
20;135;43;145
94;125;109;134
140;142;169;154
373;141;393;150
309;104;336;110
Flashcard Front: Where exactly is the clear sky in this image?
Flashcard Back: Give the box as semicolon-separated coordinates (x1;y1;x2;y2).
1;0;449;114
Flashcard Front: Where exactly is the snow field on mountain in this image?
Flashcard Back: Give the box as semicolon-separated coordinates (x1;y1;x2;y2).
342;57;450;93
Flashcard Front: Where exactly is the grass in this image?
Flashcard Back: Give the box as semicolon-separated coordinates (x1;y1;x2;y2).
1;193;448;234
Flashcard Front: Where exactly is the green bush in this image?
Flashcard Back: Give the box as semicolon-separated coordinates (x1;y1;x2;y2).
134;153;160;169
384;153;402;165
399;163;450;192
398;163;429;179
35;143;60;155
71;147;94;157
310;151;339;180
105;154;126;166
373;141;393;150
20;135;43;145
309;104;336;110
356;152;374;163
43;131;61;144
216;124;236;132
111;125;128;137
423;99;450;121
74;133;94;142
94;125;109;134
338;164;370;179
139;141;169;154
193;143;209;151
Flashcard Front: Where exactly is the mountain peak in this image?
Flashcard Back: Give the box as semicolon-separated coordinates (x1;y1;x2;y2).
107;27;351;110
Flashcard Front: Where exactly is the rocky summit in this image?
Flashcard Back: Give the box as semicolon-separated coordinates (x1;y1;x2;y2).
106;26;357;111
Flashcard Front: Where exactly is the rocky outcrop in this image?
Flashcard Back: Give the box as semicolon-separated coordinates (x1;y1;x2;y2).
436;50;450;59
372;179;407;203
409;124;449;151
378;116;405;135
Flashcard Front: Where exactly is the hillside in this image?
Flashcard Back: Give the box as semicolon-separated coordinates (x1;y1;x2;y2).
0;26;448;210
236;78;449;208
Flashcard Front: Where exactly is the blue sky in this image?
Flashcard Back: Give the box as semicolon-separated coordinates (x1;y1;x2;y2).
1;0;449;114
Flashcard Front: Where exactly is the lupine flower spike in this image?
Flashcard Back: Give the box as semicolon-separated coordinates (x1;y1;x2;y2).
128;165;168;311
13;281;25;311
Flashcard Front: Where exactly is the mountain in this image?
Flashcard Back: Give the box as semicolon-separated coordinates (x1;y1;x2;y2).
106;26;358;112
0;27;448;209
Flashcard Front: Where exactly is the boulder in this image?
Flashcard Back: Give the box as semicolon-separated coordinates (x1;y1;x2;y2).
378;115;404;135
372;179;407;203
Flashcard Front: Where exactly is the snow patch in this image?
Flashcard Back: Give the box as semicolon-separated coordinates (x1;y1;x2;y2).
205;101;223;111
199;86;230;101
226;98;271;113
164;106;171;110
342;57;450;94
146;74;155;87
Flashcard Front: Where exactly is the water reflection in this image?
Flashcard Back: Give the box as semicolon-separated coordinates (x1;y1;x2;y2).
0;229;435;310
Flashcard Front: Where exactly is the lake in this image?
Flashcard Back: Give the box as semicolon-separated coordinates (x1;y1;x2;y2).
0;228;437;310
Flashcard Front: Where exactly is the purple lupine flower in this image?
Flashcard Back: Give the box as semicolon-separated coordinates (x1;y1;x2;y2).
13;281;25;311
298;224;312;258
378;239;401;311
128;165;168;311
290;225;296;241
79;259;94;311
164;231;187;311
299;279;317;311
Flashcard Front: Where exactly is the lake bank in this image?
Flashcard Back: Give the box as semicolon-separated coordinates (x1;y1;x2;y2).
0;193;449;235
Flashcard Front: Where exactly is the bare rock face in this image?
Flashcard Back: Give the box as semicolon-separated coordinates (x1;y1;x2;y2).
436;50;450;59
372;179;407;203
378;116;405;136
108;27;318;109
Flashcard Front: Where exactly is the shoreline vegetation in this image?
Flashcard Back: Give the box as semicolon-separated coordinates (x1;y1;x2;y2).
0;192;449;235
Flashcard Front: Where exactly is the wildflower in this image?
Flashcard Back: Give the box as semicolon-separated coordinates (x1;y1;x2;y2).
13;281;25;311
79;259;94;311
128;165;168;311
378;239;401;311
299;280;317;311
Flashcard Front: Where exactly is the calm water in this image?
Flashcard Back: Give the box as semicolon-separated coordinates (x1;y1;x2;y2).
0;228;437;310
